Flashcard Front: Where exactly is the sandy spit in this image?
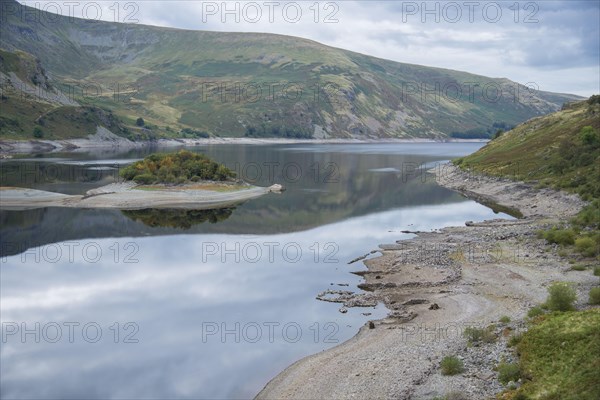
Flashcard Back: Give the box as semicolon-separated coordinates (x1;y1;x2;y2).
256;164;596;400
0;182;280;210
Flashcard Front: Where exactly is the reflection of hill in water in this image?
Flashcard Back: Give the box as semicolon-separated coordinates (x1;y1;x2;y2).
1;144;486;256
121;208;234;229
0;177;464;257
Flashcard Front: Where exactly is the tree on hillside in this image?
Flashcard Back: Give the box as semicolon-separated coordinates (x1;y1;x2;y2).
136;117;145;127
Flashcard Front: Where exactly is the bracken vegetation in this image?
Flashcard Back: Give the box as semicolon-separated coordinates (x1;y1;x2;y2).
527;306;545;319
589;287;600;305
119;150;236;184
501;309;600;400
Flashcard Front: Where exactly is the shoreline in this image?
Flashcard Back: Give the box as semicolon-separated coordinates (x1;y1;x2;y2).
0;137;488;156
0;181;282;210
256;164;596;399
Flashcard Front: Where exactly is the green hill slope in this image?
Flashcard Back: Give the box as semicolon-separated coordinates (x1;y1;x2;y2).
456;96;600;201
0;48;131;140
0;0;581;139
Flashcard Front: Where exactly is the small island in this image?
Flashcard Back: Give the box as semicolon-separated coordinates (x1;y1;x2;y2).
119;150;236;184
0;150;283;210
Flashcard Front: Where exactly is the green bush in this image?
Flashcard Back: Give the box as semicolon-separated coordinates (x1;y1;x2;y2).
499;315;511;323
463;326;496;344
527;306;545;318
589;287;600;305
215;164;233;181
570;264;586;271
575;236;599;257
33;126;44;138
132;174;156;185
540;228;576;246
497;362;521;385
594;266;600;277
572;200;600;230
180;128;210;138
440;356;464;376
545;282;577;312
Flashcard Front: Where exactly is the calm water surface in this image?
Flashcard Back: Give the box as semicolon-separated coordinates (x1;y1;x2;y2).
0;143;509;399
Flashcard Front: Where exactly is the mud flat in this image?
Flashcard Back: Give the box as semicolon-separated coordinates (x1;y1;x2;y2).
0;182;282;210
256;164;596;400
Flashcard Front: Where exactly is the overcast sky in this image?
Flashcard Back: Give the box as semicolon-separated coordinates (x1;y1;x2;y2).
22;1;600;96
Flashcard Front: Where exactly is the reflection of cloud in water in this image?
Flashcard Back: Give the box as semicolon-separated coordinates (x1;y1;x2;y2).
299;188;329;193
86;166;118;171
369;167;401;173
1;199;509;399
1;158;140;165
0;140;503;399
280;142;486;156
58;159;142;166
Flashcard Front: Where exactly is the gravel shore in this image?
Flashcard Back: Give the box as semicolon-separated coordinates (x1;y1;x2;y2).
256;164;596;400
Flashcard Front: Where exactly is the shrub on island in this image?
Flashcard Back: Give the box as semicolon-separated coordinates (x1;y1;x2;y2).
120;150;235;184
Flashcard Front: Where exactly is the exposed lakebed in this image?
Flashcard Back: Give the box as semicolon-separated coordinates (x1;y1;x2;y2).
0;143;512;399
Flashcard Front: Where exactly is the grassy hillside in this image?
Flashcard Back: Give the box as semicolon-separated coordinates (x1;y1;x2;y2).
456;96;600;201
505;309;600;400
0;0;581;139
0;49;131;139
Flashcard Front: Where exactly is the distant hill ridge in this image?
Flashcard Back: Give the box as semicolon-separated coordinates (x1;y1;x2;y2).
0;0;583;140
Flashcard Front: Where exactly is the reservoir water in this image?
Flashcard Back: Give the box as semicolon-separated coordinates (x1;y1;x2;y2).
0;143;510;399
